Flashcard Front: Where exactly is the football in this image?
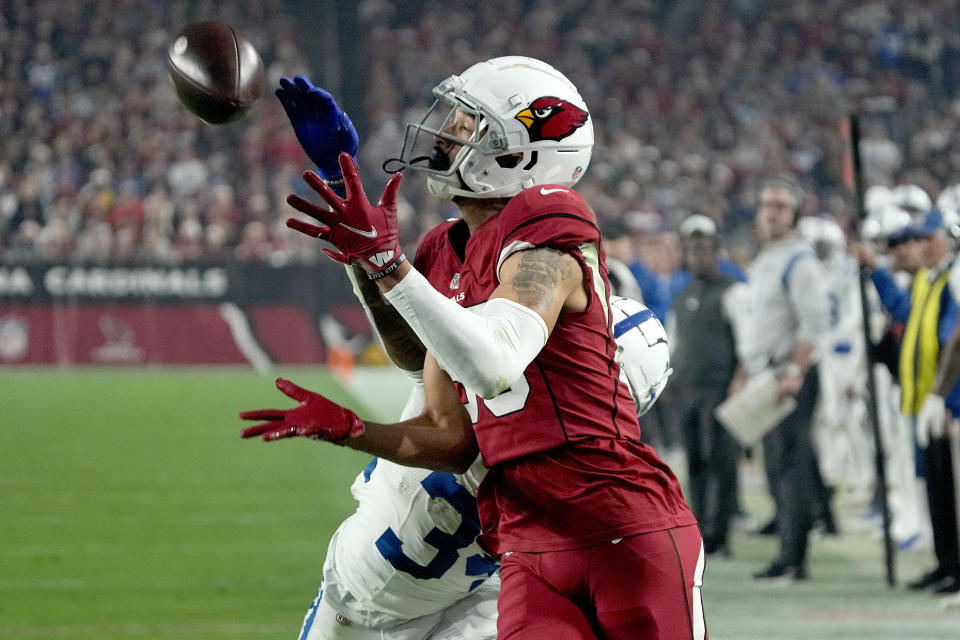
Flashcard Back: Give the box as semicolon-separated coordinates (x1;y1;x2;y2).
166;21;264;124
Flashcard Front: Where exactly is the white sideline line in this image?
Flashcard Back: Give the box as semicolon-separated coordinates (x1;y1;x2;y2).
218;302;272;375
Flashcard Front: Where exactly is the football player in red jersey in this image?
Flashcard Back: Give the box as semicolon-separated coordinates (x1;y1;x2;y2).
242;57;704;639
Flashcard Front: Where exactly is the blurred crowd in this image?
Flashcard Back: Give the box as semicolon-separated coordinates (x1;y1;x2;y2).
0;0;320;265
356;0;960;258
3;0;960;270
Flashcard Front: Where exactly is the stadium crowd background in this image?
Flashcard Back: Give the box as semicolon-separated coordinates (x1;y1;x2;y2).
2;0;960;273
6;0;960;613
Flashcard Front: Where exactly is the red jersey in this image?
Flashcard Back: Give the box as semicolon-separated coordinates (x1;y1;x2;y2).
413;185;695;555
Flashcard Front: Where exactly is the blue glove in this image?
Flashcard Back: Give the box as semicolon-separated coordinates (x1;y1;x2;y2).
276;75;359;182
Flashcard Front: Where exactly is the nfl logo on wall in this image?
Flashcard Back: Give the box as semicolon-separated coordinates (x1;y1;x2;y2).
0;316;28;362
449;273;461;290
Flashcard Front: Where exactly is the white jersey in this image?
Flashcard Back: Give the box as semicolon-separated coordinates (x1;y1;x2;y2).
812;253;871;489
320;386;498;630
819;253;866;390
739;235;830;374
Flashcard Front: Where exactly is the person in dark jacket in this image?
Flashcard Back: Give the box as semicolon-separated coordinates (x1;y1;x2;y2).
668;215;745;557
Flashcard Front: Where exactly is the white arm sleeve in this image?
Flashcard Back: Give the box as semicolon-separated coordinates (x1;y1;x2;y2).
344;264;424;383
382;268;548;399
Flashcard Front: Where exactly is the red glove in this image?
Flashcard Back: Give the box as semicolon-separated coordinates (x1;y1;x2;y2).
286;152;405;277
239;378;365;443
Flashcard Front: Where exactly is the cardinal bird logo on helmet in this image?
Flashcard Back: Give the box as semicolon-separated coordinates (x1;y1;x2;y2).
514;96;589;142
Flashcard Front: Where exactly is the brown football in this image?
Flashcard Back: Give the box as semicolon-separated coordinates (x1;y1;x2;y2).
166;21;264;124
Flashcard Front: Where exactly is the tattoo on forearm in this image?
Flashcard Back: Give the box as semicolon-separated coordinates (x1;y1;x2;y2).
511;249;573;312
352;263;382;302
380;324;427;371
351;263;426;371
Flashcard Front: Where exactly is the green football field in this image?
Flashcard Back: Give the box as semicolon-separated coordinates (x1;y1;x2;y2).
2;367;959;639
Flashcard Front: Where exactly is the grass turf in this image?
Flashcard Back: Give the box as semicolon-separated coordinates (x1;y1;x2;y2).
1;367;959;638
1;368;370;639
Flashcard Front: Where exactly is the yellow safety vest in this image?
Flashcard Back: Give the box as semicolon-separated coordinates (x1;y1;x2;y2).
900;267;951;415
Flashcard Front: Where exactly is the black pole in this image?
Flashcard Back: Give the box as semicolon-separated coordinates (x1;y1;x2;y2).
283;0;361;134
848;113;896;587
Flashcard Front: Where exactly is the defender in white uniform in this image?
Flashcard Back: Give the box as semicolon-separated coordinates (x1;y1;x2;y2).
299;410;501;639
797;217;872;494
298;294;670;640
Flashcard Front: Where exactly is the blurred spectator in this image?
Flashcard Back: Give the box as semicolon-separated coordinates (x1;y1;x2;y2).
235;220;273;261
601;220;643;303
855;209;960;595
355;0;960;263
628;229;674;323
0;0;311;264
4;0;960;267
735;178;831;583
667;214;745;558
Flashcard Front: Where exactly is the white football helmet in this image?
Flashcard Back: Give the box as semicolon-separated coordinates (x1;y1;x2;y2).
388;56;594;200
864;185;894;216
892;183;932;214
936;184;960;216
860;203;911;244
610;295;672;417
796;215;824;245
797;216;845;258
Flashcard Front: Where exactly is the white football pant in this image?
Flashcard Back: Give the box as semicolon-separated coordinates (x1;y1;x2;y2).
298;578;498;640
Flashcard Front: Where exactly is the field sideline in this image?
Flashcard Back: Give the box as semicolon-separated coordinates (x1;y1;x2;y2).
2;367;959;639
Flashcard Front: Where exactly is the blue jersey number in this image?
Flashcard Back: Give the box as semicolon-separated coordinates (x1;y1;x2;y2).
375;471;497;585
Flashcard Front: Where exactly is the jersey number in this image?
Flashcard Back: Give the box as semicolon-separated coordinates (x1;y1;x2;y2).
375;472;497;586
461;372;531;423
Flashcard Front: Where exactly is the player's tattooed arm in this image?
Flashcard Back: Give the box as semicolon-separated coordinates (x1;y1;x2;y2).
349;262;427;373
345;354;478;473
494;247;587;332
510;248;575;313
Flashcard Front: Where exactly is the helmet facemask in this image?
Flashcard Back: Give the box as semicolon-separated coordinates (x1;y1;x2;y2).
386;81;513;199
